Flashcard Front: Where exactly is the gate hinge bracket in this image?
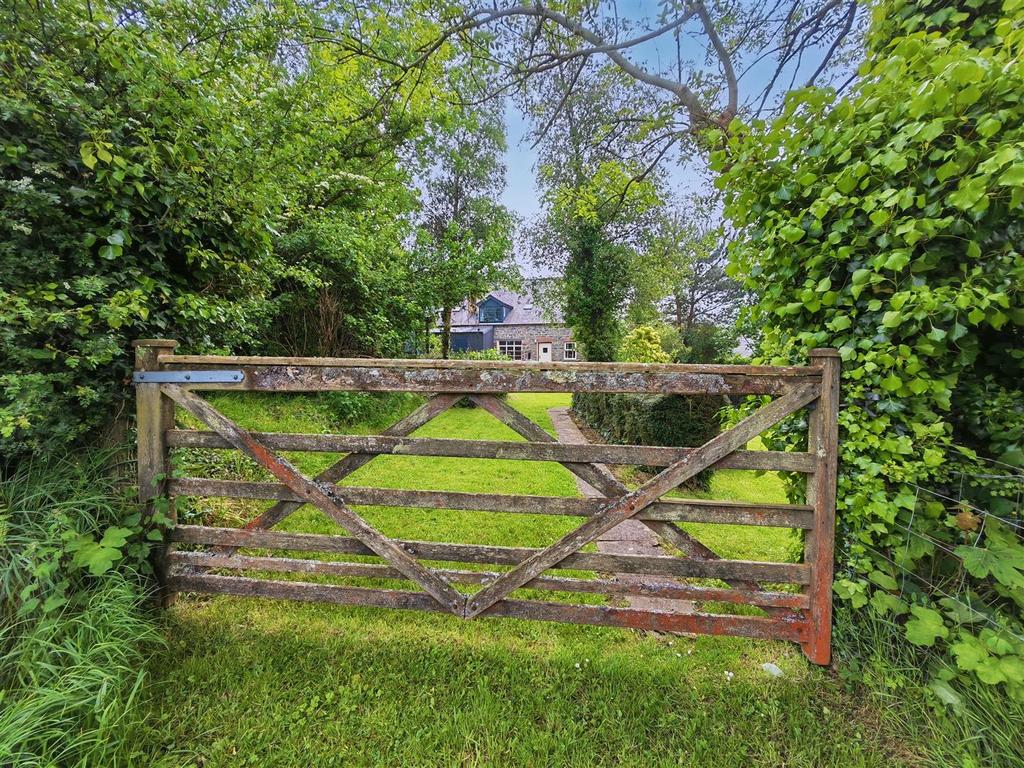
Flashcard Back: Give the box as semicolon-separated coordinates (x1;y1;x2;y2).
133;370;245;384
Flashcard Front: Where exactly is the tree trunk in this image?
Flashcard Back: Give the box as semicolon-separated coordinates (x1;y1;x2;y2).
441;305;452;359
673;292;684;328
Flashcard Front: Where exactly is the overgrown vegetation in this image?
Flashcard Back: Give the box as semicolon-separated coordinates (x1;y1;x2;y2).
0;452;164;766
0;0;482;457
714;0;1024;745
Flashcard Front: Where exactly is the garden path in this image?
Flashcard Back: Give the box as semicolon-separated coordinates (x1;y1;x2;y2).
547;406;695;616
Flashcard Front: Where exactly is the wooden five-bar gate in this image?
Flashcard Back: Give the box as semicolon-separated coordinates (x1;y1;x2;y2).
134;340;840;664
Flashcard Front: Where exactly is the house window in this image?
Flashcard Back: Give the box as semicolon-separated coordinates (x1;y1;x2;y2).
563;342;577;361
497;340;523;360
479;304;504;323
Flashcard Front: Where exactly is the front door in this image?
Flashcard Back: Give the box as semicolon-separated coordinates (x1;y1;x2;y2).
538;343;552;362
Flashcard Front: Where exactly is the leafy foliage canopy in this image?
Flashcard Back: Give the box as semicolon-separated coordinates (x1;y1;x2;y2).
714;0;1024;697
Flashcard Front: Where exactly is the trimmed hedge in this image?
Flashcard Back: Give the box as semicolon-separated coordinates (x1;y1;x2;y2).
572;392;723;489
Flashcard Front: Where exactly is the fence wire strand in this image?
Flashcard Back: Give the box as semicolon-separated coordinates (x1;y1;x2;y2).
858;461;1024;644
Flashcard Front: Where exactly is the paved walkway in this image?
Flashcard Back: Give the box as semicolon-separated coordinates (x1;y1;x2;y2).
547;407;695;615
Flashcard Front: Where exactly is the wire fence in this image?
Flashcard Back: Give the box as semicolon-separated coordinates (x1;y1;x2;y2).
851;450;1024;642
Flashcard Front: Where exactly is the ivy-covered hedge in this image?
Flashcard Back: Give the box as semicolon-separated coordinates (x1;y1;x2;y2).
713;0;1024;702
0;1;460;459
572;392;722;489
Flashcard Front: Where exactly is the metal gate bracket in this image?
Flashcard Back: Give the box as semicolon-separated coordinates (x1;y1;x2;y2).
133;370;245;384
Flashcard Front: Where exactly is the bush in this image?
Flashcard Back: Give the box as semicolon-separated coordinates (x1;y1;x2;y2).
573;392;722;489
0;1;462;459
619;325;670;363
713;0;1024;702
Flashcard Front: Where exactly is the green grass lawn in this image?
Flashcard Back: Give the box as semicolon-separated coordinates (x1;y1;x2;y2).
128;393;921;767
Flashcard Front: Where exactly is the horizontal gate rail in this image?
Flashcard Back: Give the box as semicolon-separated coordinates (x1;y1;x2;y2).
169;524;812;583
168;572;809;641
166;430;817;472
168;550;810;609
155;354;818;395
169;478;816;528
134;339;839;664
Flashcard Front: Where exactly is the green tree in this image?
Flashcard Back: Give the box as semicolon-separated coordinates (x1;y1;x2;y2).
619;325;670;363
528;64;662;362
413;110;518;358
0;0;476;456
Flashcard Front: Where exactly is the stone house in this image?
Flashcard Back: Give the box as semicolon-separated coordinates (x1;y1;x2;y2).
437;283;578;362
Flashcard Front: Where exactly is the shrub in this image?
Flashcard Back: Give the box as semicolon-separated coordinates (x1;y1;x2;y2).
713;0;1024;702
619;325;670;363
0;1;462;459
573;392;722;489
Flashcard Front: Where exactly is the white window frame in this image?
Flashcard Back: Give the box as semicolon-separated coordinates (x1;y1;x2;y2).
497;340;523;360
563;342;577;361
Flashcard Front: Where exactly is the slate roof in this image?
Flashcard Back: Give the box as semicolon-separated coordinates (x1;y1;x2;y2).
448;281;563;329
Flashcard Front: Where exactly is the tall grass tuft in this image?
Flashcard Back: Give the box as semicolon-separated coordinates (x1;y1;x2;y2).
0;451;166;767
834;604;1024;767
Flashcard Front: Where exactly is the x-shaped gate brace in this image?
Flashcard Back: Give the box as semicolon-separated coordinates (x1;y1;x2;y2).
159;380;820;621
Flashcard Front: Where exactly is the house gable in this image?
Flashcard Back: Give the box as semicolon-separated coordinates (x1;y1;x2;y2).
477;295;511;324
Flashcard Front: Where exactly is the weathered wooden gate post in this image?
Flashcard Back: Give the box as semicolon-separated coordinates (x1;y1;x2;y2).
133;338;178;606
803;348;841;664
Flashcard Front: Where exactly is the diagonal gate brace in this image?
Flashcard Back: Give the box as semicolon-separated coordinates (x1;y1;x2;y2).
467;394;791;614
464;382;820;619
161;385;467;615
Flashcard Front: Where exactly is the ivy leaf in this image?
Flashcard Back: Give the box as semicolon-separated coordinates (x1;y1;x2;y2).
976;117;1001;138
881;310;903;328
948;179;987;210
881;373;902;391
998;165;1024;187
828;315;852;331
779;224;805;243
